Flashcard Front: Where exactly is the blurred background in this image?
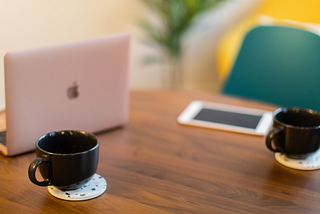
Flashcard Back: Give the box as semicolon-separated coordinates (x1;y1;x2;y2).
0;0;319;110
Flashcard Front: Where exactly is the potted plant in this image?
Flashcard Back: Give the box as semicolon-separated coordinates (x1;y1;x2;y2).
139;0;226;89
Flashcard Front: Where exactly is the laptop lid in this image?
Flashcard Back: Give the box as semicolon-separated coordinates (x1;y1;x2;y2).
2;33;130;156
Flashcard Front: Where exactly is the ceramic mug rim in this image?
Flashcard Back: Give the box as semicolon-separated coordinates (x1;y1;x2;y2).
36;130;99;156
273;107;320;130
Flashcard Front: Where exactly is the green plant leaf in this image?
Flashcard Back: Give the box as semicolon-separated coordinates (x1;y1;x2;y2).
139;0;227;62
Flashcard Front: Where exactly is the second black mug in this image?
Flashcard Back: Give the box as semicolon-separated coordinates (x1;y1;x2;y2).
266;108;320;159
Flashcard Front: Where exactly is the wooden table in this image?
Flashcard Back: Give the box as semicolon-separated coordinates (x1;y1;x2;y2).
1;91;320;214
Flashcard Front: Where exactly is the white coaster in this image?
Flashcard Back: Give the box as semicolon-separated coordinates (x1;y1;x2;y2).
275;149;320;170
48;173;107;201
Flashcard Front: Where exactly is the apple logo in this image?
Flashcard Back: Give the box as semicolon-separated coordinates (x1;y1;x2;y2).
67;82;79;99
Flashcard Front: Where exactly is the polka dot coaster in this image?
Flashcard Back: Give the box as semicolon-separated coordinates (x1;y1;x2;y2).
275;149;320;170
48;173;107;201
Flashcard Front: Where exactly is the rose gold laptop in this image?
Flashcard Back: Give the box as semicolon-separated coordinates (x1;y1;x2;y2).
0;33;130;156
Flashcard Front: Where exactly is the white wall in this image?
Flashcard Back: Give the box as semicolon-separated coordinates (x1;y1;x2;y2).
0;0;262;110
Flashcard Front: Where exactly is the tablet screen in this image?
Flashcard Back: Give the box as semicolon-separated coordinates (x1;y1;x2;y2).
193;108;262;129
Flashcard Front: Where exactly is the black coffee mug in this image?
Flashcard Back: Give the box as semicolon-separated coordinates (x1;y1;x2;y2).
266;108;320;159
28;130;99;190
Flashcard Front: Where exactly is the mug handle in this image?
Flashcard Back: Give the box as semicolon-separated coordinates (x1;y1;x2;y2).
28;157;52;186
266;127;283;153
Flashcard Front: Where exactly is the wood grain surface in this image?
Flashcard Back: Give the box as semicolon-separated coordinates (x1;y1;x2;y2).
1;91;320;214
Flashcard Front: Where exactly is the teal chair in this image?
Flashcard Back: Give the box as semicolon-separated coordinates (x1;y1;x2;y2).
222;25;320;112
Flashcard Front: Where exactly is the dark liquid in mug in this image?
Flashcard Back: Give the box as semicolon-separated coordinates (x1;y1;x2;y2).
276;109;320;128
38;132;97;154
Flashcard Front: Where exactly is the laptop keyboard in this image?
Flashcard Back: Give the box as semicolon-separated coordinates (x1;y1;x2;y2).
0;131;6;146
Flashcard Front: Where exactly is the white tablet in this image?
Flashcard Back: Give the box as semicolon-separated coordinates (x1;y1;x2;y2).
177;101;273;136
